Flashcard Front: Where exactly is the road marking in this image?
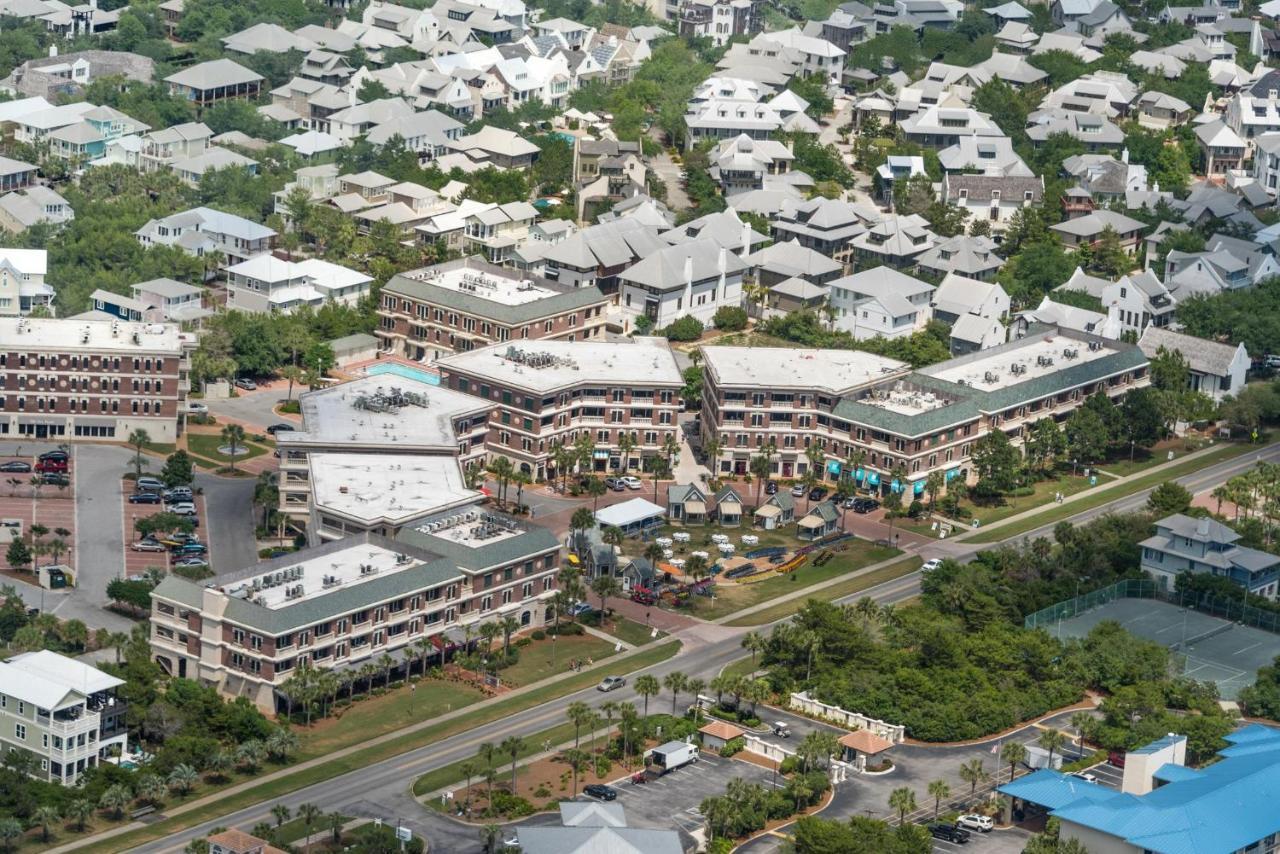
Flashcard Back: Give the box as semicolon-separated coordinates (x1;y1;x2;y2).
1236;641;1264;654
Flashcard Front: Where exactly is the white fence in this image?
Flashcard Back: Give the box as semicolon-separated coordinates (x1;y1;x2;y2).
742;733;850;784
789;691;906;743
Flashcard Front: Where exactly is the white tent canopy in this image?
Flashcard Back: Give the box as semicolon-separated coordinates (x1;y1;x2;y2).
596;498;666;531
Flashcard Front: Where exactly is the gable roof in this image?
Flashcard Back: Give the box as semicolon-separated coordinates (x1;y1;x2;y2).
1138;327;1244;375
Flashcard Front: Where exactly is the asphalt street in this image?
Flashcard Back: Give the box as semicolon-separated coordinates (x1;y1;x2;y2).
105;440;1280;852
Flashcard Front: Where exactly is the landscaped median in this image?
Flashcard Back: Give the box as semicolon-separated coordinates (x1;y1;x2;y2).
961;441;1257;544
58;640;682;854
722;555;924;627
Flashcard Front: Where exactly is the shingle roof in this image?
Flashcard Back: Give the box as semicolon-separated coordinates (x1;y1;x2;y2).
165;58;263;90
1138;327;1243;375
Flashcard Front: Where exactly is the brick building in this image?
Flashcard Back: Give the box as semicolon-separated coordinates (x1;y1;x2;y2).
377;258;610;361
0;316;194;442
437;337;683;480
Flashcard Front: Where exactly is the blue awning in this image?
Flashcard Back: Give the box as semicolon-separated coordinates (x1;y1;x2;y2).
827;461;842;475
891;479;902;493
913;481;925;495
867;472;880;486
946;468;960;481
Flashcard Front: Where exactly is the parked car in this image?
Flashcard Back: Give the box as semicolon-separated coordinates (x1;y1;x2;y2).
1072;772;1099;784
1108;751;1126;768
35;459;67;474
808;486;828;501
603;477;626;492
921;558;942;572
128;492;162;505
265;423;295;435
765;480;778;495
928;823;970;844
131;539;166;552
620;476;643;490
38;450;68;463
164;488;193;503
850;497;880;513
597;676;626;692
135;476;165;492
234;377;257;390
173;557;209;569
770;722;791;738
36;472;69;486
583;784;616;801
168;502;197;516
568;602;593;617
790;483;806;497
956;815;993;833
174;542;207;555
186;402;209;415
630;588;657;605
0;461;31;473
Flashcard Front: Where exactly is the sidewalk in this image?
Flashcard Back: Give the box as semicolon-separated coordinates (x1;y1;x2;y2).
42;635;684;854
950;441;1254;543
581;622;634;650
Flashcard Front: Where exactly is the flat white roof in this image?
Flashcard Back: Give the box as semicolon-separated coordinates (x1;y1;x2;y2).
439;338;683;393
924;331;1116;391
413;263;561;306
859;382;952;415
217;542;433;610
309;452;479;526
411;507;528;550
703;346;908;394
0;316;189;354
288;375;491;450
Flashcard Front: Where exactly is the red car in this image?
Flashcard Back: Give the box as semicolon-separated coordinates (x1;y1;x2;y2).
630;588;657;605
1108;751;1126;768
35;459;68;474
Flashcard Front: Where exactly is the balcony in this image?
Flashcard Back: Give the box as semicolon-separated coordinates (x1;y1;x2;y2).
38;707;100;738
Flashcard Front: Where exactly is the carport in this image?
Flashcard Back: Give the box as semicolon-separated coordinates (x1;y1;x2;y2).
838;729;894;771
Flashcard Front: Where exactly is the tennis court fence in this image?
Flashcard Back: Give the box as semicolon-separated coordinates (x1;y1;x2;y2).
1024;577;1280;636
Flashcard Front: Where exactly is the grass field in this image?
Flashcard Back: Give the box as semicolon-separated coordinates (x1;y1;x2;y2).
899;472;1096;538
696;540;901;620
964;443;1254;543
500;634;619;687
78;640;682;853
724;555;923;626
187;433;269;464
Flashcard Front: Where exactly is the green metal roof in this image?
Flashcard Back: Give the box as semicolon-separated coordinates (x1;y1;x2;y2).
382;271;609;326
395;523;561;573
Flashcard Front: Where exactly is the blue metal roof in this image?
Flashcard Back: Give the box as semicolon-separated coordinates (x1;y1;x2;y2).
1152;763;1201;783
1003;728;1280;854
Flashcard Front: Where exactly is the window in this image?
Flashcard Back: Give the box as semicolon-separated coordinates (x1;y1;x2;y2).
14;724;24;740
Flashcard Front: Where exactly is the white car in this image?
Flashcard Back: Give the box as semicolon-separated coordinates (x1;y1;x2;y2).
1072;772;1099;784
956;814;993;833
186;402;208;414
922;558;943;572
168;502;197;516
620;476;643;490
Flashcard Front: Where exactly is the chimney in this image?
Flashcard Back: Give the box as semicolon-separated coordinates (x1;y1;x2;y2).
718;246;727;274
740;219;749;254
1121;147;1128;164
683;252;694;286
48;44;57;58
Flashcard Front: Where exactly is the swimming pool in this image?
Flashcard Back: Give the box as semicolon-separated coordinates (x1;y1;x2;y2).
365;362;441;385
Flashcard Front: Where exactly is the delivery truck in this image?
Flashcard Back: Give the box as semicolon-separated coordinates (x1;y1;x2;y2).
647;741;699;774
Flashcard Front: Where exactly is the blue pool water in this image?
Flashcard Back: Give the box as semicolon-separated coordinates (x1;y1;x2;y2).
365;362;441;385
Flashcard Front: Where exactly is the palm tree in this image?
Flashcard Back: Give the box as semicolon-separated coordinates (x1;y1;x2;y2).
750;450;773;506
128;429;150;478
686;677;706;722
664;670;688;716
497;614;521;658
167;764;198;797
0;818;21;853
566;748;589;796
459;760;478;809
100;783;131;820
378;652;397;688
297;802;322;854
486;456;515;506
791;775;813;813
570;507;596;543
512;471;531;511
601;525;624;551
271;803;292;829
1070;711;1093;756
644;541;665;566
888;786;917;825
32;805;59;843
567;701;594;748
927;779;950;820
743;678;769;718
618;702;638;766
959;758;990;803
326;811;345;845
501;735;525;793
236;740;265;773
477;742;498;804
1038;728;1067;770
1001;740;1028;783
590;574;620;622
585;476;608;512
220;423;246;473
618;432;637;473
67;799;92;833
479;823;501;854
204;749;233;783
634;674;660;716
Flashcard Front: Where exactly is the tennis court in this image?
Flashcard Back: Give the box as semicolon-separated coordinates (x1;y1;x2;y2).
1051;597;1280;699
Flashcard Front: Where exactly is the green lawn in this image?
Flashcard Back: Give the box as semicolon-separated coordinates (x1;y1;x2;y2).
77;641;682;853
297;679;486;760
142;442;177;457
724;555;923;626
187;433;269;464
593;615;665;647
1094;437;1215;478
271;813;352;845
720;657;762;680
500;634;618;688
412;720;580;799
965;443;1255;543
899;472;1096;539
695;540;901;620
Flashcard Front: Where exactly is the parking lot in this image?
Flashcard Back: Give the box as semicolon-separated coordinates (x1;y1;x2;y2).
121;480;210;579
0;447;77;579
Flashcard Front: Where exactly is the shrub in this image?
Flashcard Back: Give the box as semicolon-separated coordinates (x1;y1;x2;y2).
719;736;745;757
713;305;749;331
907;499;925;518
530;629;546;641
515;637;532;648
278;400;301;414
594;755;611;777
533;785;552;798
661;315;705;342
1060;750;1107;773
487;790;535;818
1009;486;1035;497
779;755;801;775
549;622;584;636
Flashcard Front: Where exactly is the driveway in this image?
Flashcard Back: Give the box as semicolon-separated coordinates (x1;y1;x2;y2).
647;130;691;212
198;472;259;573
57;444;135;631
204;383;298;433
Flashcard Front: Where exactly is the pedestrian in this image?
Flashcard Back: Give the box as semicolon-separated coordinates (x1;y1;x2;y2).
645;610;651;625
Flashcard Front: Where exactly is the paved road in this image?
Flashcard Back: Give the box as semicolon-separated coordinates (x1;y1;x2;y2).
203;384;295;433
197;472;258;573
129;441;1280;852
647;129;691;212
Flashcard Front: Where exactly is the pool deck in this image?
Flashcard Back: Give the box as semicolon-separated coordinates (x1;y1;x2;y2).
338;356;442;384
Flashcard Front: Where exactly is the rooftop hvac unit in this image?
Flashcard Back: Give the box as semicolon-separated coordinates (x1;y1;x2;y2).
983;371;999;383
1088;340;1101;351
